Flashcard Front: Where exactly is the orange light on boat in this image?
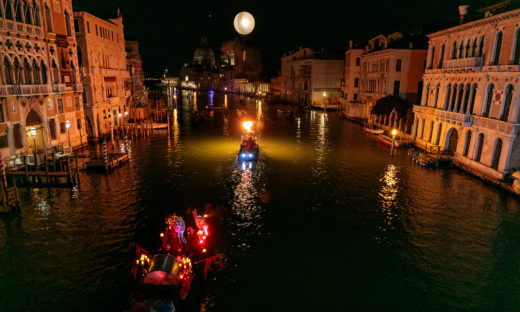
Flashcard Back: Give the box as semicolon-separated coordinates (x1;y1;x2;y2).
202;236;206;240
202;248;207;253
160;233;164;237
242;121;253;132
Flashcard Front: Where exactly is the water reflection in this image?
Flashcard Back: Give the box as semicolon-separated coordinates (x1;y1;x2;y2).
376;164;400;244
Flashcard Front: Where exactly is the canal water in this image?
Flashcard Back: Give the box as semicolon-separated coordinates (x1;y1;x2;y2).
1;91;520;311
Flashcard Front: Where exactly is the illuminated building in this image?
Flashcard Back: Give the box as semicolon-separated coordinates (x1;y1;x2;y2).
74;10;130;139
341;42;364;118
0;0;85;162
413;6;520;180
180;37;217;91
125;41;145;109
358;32;427;125
280;47;344;108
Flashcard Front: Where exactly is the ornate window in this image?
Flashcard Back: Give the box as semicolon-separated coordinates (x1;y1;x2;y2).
23;58;32;84
463;131;472;157
40;60;47;84
483;84;494;117
475;134;484;162
501;85;514;121
32;59;40;84
491;138;502;170
513;29;520;65
492;32;502;65
3;57;13;85
44;4;52;32
64;10;71;36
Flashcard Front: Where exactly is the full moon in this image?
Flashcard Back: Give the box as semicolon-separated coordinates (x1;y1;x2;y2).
233;11;255;36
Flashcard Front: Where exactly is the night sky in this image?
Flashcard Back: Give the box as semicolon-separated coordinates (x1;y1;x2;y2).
73;0;512;78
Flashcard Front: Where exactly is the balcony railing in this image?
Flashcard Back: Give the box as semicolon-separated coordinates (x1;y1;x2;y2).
53;84;66;93
442;57;483;69
0;19;43;37
474;116;520;135
0;84;52;96
435;109;465;122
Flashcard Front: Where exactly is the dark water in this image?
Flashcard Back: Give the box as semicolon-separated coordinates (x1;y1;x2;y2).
1;91;520;311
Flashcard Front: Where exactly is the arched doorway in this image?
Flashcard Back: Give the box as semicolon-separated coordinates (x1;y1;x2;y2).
435;122;443;145
446;128;458;154
25;109;45;154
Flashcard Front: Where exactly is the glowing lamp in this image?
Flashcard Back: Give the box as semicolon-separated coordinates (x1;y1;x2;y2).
65;120;70;130
242;121;253;132
234;12;255;35
202;248;207;253
118;113;122;118
391;129;397;136
323;92;327;97
199;240;203;244
160;233;164;237
124;111;128;117
29;127;37;138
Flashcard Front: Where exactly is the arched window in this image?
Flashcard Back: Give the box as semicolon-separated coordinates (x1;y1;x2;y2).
464;40;470;58
452;41;457;59
32;59;40;84
25;0;33;25
5;0;13;20
493;32;503;65
501;85;514;121
478;36;485;57
23;58;32;84
13;58;21;84
513;29;520;65
439;44;445;68
420;119;425;139
462;84;470;113
423;84;430;106
3;57;13;85
491;138;503;170
428;120;434;142
458;41;464;59
15;0;24;23
444;84;451;110
435;122;442;145
40;60;47;84
475;133;484;162
483;84;494;117
64;10;71;36
471;38;477;57
433;84;440;108
463;130;472;157
468;84;477;114
51;60;59;83
428;46;435;69
44;4;52;33
449;83;458;111
33;2;40;26
455;84;464;112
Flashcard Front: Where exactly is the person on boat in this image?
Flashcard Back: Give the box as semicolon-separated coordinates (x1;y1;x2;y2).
174;216;187;245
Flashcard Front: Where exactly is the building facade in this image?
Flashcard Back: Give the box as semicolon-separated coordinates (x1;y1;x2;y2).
413;8;520;180
0;0;86;163
280;47;344;107
359;33;427;125
74;11;130;139
341;46;364;118
125;41;145;108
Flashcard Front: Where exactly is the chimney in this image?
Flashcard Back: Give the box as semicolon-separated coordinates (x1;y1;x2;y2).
409;42;413;49
459;5;470;24
365;45;369;52
349;40;353;49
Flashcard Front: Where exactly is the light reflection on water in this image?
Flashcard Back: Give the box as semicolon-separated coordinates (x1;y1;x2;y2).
1;93;520;311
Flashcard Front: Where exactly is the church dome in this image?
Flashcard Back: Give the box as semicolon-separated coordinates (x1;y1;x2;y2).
193;37;215;67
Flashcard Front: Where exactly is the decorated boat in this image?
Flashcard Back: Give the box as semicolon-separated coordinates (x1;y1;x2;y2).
238;121;259;161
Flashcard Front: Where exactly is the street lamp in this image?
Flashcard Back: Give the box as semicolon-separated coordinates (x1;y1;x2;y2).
29;127;37;167
391;129;397;156
65;120;71;151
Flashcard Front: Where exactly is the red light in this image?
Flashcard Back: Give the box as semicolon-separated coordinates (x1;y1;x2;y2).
199;240;203;244
179;274;184;280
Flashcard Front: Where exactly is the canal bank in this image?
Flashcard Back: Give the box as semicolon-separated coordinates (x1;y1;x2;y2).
1;92;520;311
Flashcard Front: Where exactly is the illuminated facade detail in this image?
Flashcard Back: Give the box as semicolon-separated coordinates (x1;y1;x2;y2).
341;43;364;118
74;10;130;139
280;47;343;107
125;41;146;115
355;33;427;123
0;0;85;162
413;8;520;180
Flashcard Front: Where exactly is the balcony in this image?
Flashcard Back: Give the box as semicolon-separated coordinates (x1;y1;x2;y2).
442;57;483;70
474;116;520;135
435;110;465;123
0;84;52;96
0;19;43;37
53;84;66;93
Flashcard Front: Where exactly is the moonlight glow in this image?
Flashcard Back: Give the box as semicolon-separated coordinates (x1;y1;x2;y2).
233;11;255;35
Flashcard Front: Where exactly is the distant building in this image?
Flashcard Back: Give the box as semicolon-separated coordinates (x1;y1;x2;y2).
341;42;364;118
280;47;344;108
269;76;281;98
180;37;217;91
74;11;130;139
0;0;86;162
358;32;427;130
125;41;145;110
413;7;520;180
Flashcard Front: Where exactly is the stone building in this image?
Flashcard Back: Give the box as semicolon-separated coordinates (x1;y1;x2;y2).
341;43;364;118
280;47;344;108
413;7;520;180
125;40;146;119
359;33;427;130
74;10;130;139
0;0;86;163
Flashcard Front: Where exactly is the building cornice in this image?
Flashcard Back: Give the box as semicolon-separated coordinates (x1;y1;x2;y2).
428;8;520;39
